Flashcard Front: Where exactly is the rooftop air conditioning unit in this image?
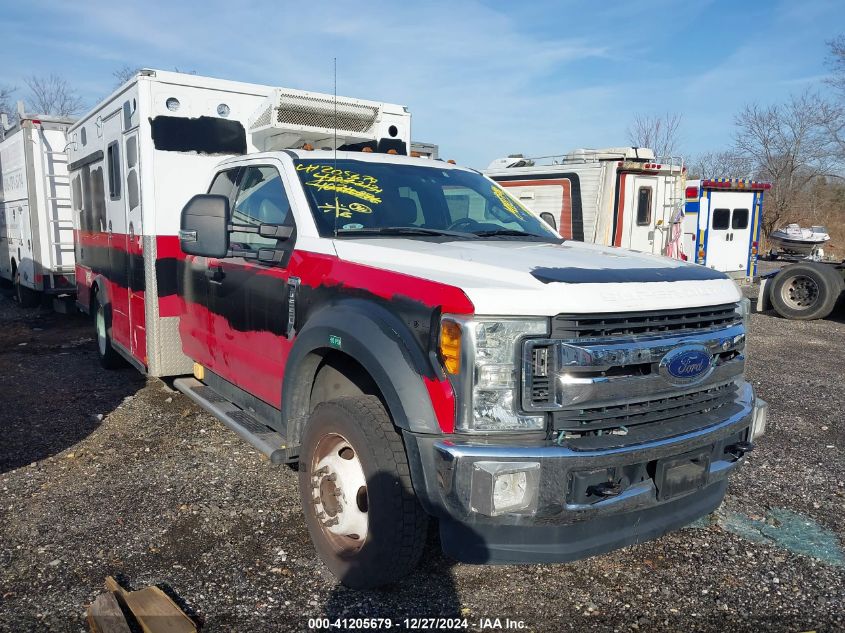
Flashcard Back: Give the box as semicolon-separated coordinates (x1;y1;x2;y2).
248;88;404;151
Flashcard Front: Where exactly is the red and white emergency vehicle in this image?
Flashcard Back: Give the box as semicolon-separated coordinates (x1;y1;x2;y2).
485;148;687;257
72;70;767;588
0;110;75;306
683;178;770;280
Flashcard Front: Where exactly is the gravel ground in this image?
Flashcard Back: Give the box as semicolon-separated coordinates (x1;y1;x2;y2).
1;285;844;632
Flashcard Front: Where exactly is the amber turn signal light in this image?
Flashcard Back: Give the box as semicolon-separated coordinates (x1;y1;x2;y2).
439;319;462;375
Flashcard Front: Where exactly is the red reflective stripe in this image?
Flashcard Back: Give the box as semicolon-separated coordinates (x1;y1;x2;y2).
614;173;627;247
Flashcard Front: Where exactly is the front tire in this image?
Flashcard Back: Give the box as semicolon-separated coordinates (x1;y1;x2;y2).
769;263;844;320
93;292;124;369
298;395;428;588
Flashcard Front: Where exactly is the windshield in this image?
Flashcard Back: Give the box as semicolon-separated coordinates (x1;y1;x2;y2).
294;159;559;241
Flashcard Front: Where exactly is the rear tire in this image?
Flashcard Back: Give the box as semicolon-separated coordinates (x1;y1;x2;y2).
298;395;428;588
93;292;124;369
14;272;40;308
769;263;844;320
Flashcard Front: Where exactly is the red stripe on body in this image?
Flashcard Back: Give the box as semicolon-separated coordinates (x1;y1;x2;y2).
614;173;627;247
180;249;473;431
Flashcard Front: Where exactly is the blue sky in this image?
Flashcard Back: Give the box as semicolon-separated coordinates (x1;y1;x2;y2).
1;0;841;168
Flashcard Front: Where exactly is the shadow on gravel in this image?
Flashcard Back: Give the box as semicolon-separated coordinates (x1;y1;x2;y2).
0;289;146;473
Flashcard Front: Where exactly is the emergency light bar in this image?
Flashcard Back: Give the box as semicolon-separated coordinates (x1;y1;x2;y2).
700;178;771;191
617;160;682;172
248;88;409;152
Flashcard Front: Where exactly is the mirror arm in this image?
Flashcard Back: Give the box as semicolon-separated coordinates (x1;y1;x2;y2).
227;223;294;240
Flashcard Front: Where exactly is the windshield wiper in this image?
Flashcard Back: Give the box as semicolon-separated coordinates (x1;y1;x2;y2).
335;226;474;238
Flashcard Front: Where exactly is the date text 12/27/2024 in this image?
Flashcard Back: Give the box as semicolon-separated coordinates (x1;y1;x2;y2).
307;618;528;630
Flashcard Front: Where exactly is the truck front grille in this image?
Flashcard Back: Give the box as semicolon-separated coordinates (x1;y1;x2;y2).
522;304;747;448
553;381;739;433
551;303;740;340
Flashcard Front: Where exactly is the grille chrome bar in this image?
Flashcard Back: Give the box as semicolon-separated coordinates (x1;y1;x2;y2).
522;324;746;411
552;303;740;340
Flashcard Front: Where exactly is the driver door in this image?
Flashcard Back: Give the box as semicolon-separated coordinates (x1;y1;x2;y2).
206;164;297;408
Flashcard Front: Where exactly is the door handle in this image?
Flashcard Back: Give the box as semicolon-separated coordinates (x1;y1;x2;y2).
205;266;225;283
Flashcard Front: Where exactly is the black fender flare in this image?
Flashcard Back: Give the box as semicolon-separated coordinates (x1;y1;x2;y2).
282;299;444;446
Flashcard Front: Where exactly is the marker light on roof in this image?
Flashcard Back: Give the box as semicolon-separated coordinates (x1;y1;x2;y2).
165;97;180;112
217;103;230;118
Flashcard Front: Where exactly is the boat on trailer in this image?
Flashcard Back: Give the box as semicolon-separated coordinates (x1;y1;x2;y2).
769;224;830;258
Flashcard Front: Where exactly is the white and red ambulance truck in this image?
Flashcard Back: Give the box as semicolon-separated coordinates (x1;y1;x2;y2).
485;148;686;257
71;70;767;589
682;178;770;281
0;112;75;306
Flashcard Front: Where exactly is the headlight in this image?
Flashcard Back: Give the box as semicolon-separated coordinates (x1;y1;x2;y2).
737;297;751;332
439;316;548;432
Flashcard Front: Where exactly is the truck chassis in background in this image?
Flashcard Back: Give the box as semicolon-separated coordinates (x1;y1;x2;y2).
759;261;845;320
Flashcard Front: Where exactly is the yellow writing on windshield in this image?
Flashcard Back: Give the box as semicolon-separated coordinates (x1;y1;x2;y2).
491;185;530;219
318;199;373;219
297;164;383;205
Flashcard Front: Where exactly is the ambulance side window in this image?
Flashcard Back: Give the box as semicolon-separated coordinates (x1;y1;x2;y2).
712;209;730;230
231;166;292;250
636;187;652;226
732;209;749;230
106;142;121;201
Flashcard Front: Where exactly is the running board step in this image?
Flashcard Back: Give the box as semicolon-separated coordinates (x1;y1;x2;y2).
174;377;288;464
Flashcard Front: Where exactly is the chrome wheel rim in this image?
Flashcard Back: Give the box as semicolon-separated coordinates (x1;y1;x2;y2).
96;304;107;356
782;275;819;309
310;433;368;554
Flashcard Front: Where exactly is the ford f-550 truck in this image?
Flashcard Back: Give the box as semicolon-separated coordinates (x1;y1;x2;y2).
70;71;767;589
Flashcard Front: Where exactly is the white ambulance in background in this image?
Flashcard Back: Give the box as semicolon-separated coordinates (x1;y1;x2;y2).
683;178;770;281
485;148;686;257
0;110;75;306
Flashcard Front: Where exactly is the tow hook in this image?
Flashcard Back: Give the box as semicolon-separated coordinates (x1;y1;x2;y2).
588;481;623;497
726;441;754;460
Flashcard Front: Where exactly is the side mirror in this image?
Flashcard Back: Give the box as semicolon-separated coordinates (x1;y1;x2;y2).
540;212;558;231
180;195;230;258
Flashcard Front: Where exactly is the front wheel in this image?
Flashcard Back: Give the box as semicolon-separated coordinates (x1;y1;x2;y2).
298;395;428;588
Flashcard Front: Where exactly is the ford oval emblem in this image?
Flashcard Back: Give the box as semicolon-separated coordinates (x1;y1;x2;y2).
659;345;713;385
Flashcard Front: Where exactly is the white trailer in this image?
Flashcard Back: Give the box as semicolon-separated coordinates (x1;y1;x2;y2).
683;178;770;281
0;113;75;306
485;148;686;257
67;69;410;375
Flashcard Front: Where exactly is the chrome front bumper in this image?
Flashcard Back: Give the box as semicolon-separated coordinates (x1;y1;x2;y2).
406;382;757;527
405;382;760;564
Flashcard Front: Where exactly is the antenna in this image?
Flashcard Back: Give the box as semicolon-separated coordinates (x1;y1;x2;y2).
333;57;339;238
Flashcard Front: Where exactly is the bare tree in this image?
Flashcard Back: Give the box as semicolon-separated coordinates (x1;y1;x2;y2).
826;34;845;96
733;92;837;236
24;74;84;117
0;84;15;117
626;112;683;158
113;65;142;88
687;150;755;180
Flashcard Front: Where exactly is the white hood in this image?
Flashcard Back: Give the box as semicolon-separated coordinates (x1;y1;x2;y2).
333;238;741;316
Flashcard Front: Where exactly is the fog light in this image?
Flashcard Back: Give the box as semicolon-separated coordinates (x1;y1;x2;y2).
752;397;768;439
470;461;540;516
